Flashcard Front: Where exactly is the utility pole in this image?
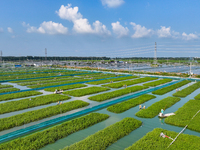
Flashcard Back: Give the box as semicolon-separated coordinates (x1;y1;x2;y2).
153;42;157;64
45;48;47;61
0;51;2;63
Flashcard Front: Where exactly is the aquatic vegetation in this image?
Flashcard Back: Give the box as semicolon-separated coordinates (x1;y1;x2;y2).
0;87;20;93
0;100;89;131
0;94;70;114
125;128;200;150
0;113;109;150
0;84;13;89
88;76;138;85
0;91;42;101
63;117;142;150
135;97;181;118
44;84;87;92
165;100;200;132
18;77;79;86
173;82;200;97
89;85;148;102
27;78;91;88
152;80;191;95
107;94;156;113
194;93;200;100
102;77;157;88
143;78;172;87
63;86;110;97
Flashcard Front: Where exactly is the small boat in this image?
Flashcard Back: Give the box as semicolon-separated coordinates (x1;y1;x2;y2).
54;90;63;94
158;113;175;118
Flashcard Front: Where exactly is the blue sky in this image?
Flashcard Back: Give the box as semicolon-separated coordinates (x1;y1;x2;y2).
0;0;200;57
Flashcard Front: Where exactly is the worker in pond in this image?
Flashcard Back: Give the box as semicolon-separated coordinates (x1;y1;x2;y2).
161;109;164;116
143;105;145;109
139;105;142;110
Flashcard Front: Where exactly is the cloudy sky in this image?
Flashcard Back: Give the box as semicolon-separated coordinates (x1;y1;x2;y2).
0;0;200;57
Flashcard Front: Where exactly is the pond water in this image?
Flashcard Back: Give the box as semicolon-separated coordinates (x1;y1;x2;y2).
1;74;200;150
40;81;200;150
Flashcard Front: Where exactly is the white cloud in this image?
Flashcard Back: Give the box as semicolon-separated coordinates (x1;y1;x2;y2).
7;27;14;33
157;26;180;39
130;22;153;38
56;4;82;21
23;21;68;35
157;26;171;38
182;32;198;40
0;27;3;32
111;21;129;37
101;0;124;8
93;20;111;35
56;4;110;35
73;18;93;33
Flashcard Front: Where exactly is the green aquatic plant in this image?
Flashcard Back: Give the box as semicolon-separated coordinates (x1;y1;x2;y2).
63;117;142;150
63;86;110;97
102;77;157;88
173;82;200;97
152;80;191;95
0;113;109;150
0;100;89;131
165;100;200;132
125;128;200;150
143;78;172;87
89;85;148;102
0;91;42;101
135;97;181;118
107;94;156;113
0;94;70;114
88;76;138;85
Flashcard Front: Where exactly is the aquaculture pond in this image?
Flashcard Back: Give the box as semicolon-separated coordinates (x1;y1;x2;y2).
0;68;200;150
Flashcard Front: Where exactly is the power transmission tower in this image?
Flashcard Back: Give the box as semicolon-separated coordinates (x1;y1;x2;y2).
153;42;157;64
45;48;47;61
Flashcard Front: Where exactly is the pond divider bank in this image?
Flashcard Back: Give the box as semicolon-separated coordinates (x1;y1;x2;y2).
0;80;180;144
